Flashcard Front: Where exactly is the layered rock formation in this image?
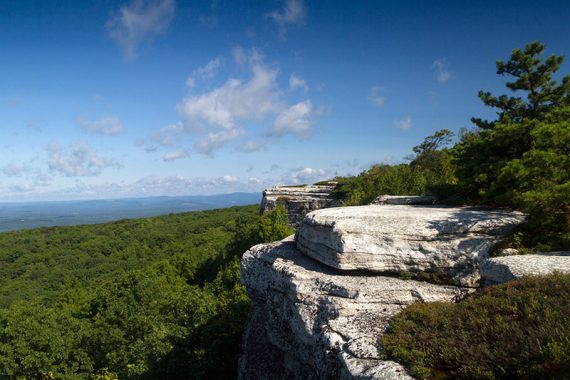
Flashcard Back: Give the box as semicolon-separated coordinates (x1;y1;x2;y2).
260;184;339;226
296;205;525;287
240;204;525;378
239;237;468;380
480;252;570;286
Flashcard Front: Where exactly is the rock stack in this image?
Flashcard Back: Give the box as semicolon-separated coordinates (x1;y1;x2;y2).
260;184;340;226
239;204;525;379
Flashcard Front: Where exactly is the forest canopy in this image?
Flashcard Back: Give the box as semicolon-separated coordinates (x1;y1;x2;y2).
0;205;292;379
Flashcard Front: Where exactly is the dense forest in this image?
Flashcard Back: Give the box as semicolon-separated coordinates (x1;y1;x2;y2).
0;205;292;378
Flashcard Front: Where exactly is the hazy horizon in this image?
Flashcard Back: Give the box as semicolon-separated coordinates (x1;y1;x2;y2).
0;192;261;232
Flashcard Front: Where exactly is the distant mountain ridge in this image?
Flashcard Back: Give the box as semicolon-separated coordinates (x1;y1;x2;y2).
0;192;261;232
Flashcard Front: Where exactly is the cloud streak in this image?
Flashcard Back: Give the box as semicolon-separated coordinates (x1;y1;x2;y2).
394;116;412;131
186;58;221;88
432;59;453;83
106;0;175;59
163;150;188;162
267;0;307;36
270;100;313;137
368;86;386;107
78;117;125;136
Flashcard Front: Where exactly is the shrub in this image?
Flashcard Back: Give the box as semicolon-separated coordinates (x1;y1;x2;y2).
382;273;570;379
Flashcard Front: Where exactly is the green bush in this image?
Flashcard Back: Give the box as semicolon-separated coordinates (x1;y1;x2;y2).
383;273;570;379
332;130;457;206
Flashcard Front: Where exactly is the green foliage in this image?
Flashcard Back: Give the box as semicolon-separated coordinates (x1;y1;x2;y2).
409;129;457;195
383;273;570;379
0;204;292;379
229;205;294;257
454;41;570;249
471;41;570;129
332;164;428;205
332;128;457;206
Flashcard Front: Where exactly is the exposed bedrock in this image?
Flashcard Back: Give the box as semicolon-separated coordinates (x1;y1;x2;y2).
296;205;525;287
239;238;468;380
480;252;570;286
260;185;340;226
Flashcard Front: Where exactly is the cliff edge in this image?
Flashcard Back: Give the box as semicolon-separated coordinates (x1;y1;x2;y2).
239;204;525;379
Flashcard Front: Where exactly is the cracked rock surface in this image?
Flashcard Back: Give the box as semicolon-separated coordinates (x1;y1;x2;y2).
296;205;525;287
238;237;469;379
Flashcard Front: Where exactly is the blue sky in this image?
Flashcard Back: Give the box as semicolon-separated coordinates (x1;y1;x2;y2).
0;0;568;201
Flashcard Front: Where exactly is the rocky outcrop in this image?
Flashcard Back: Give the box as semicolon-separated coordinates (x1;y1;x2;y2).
239;203;526;378
296;205;525;287
239;237;468;380
371;195;437;205
480;252;570;286
260;185;339;226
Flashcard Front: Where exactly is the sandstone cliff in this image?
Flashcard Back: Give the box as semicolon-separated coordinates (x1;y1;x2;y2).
260;184;339;226
239;204;525;379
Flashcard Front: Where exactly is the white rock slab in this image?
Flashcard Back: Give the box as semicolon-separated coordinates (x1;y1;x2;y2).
481;253;570;286
296;205;525;287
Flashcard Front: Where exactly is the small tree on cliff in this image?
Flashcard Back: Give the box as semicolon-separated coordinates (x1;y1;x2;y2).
454;41;570;249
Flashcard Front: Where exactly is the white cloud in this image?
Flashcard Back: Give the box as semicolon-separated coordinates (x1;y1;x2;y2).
186;58;221;88
1;163;52;187
179;50;281;153
7;183;35;193
432;59;453;83
368;86;386;107
163;150;188;162
151;123;183;146
238;140;265;153
222;175;237;183
148;48;318;155
78;117;125;136
282;167;328;184
289;73;308;92
394;116;412;131
47;141;117;177
2;164;31;177
270;100;313;137
195;129;244;154
106;0;175;59
267;0;307;35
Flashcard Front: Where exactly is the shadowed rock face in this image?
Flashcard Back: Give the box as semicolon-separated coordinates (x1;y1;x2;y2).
260;185;340;226
239;238;468;380
295;205;526;287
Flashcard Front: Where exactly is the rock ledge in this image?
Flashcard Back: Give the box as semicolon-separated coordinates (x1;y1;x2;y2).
296;205;525;287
